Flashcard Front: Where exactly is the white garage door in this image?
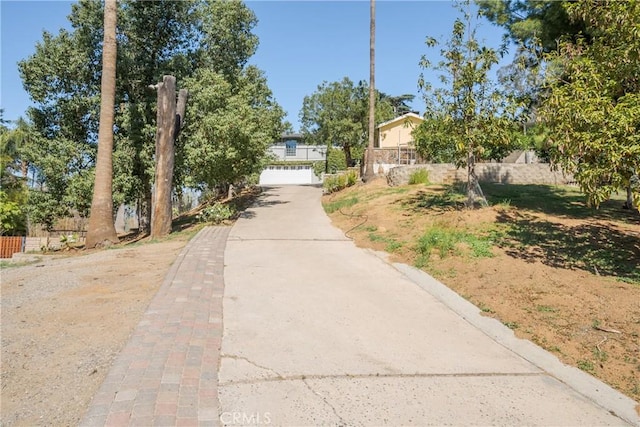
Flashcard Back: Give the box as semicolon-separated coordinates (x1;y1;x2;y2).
259;165;320;185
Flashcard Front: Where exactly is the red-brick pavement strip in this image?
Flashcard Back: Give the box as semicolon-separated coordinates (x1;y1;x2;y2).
80;226;230;427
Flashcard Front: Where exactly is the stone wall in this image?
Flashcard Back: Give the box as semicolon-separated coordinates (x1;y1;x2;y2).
387;163;574;186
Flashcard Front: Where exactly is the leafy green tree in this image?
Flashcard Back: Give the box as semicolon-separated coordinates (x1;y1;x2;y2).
0;114;27;235
18;0;274;230
1;117;34;183
312;148;347;178
477;1;588;133
180;66;285;193
476;0;587;53
380;93;416;116
0;191;25;236
415;2;518;207
300;77;394;169
198;0;259;78
539;0;640;210
19;2;107;230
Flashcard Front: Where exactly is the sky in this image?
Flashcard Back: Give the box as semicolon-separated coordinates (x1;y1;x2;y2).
1;0;509;131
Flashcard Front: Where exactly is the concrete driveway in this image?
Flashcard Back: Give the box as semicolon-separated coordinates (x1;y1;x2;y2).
220;185;638;426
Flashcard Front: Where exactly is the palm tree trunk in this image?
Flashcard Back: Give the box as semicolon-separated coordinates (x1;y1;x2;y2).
86;0;119;248
364;0;376;181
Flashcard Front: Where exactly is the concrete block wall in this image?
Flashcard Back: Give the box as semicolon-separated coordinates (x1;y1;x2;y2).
388;163;574;186
24;237;42;252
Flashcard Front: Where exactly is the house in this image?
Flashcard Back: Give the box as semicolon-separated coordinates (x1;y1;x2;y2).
265;133;326;162
374;113;424;172
259;133;326;185
376;112;424;149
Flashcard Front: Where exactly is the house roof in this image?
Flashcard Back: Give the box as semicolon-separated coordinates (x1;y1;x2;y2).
377;112;423;129
280;133;304;140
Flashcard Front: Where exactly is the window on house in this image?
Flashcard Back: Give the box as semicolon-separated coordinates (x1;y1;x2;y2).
285;140;297;157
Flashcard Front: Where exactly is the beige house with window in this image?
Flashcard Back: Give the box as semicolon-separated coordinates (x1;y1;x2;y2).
376;112;424;148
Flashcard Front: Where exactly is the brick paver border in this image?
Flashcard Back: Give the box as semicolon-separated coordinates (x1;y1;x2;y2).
81;226;230;427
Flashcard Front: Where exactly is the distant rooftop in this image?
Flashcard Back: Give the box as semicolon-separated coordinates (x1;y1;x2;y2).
280;133;303;141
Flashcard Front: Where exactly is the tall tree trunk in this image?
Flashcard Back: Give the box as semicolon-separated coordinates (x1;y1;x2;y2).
624;183;633;209
364;0;376;181
343;142;353;169
151;76;177;239
85;0;119;248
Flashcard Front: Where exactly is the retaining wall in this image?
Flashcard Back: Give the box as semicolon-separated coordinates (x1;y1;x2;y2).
387;163;574;186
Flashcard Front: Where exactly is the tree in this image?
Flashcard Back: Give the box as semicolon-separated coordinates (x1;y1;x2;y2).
85;0;118;248
198;0;259;78
300;77;394;169
19;0;276;231
476;0;587;53
19;20;98;230
364;0;377;181
380;93;416;117
539;1;640;211
415;1;518;207
180;66;285;193
0;112;27;235
113;0;200;229
1;119;24;193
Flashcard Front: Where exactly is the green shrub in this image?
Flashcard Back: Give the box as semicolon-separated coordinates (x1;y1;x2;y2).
408;169;430;185
346;169;358;186
0;190;25;235
337;174;347;188
323;169;359;194
414;224;494;267
417;226;461;259
313;149;347;177
323;175;339;193
197;203;236;224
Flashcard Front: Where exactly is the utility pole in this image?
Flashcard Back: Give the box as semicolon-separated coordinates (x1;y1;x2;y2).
364;0;376;181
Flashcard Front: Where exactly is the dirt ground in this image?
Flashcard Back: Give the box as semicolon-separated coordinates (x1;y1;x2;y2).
1;235;190;426
324;179;640;402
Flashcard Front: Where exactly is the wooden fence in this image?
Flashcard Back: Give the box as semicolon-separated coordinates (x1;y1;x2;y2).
0;236;25;259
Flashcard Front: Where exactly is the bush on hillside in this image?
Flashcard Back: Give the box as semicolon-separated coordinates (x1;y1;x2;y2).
408;168;430;185
323;169;358;194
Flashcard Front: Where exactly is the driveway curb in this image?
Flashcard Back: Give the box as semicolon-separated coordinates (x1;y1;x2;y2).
392;260;640;426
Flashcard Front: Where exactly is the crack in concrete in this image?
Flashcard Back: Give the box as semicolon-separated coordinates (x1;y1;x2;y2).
219;371;545;387
301;377;350;427
221;354;284;379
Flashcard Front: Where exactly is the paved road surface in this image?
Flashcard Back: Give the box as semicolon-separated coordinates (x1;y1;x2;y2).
220;185;638;426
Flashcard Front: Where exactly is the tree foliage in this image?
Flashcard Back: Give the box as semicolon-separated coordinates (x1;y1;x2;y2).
0;113;28;235
476;1;587;151
180;66;285;192
1;116;30;194
380;93;416;117
415;2;518;207
18;0;280;230
476;0;587;53
539;0;640;210
300;77;394;168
